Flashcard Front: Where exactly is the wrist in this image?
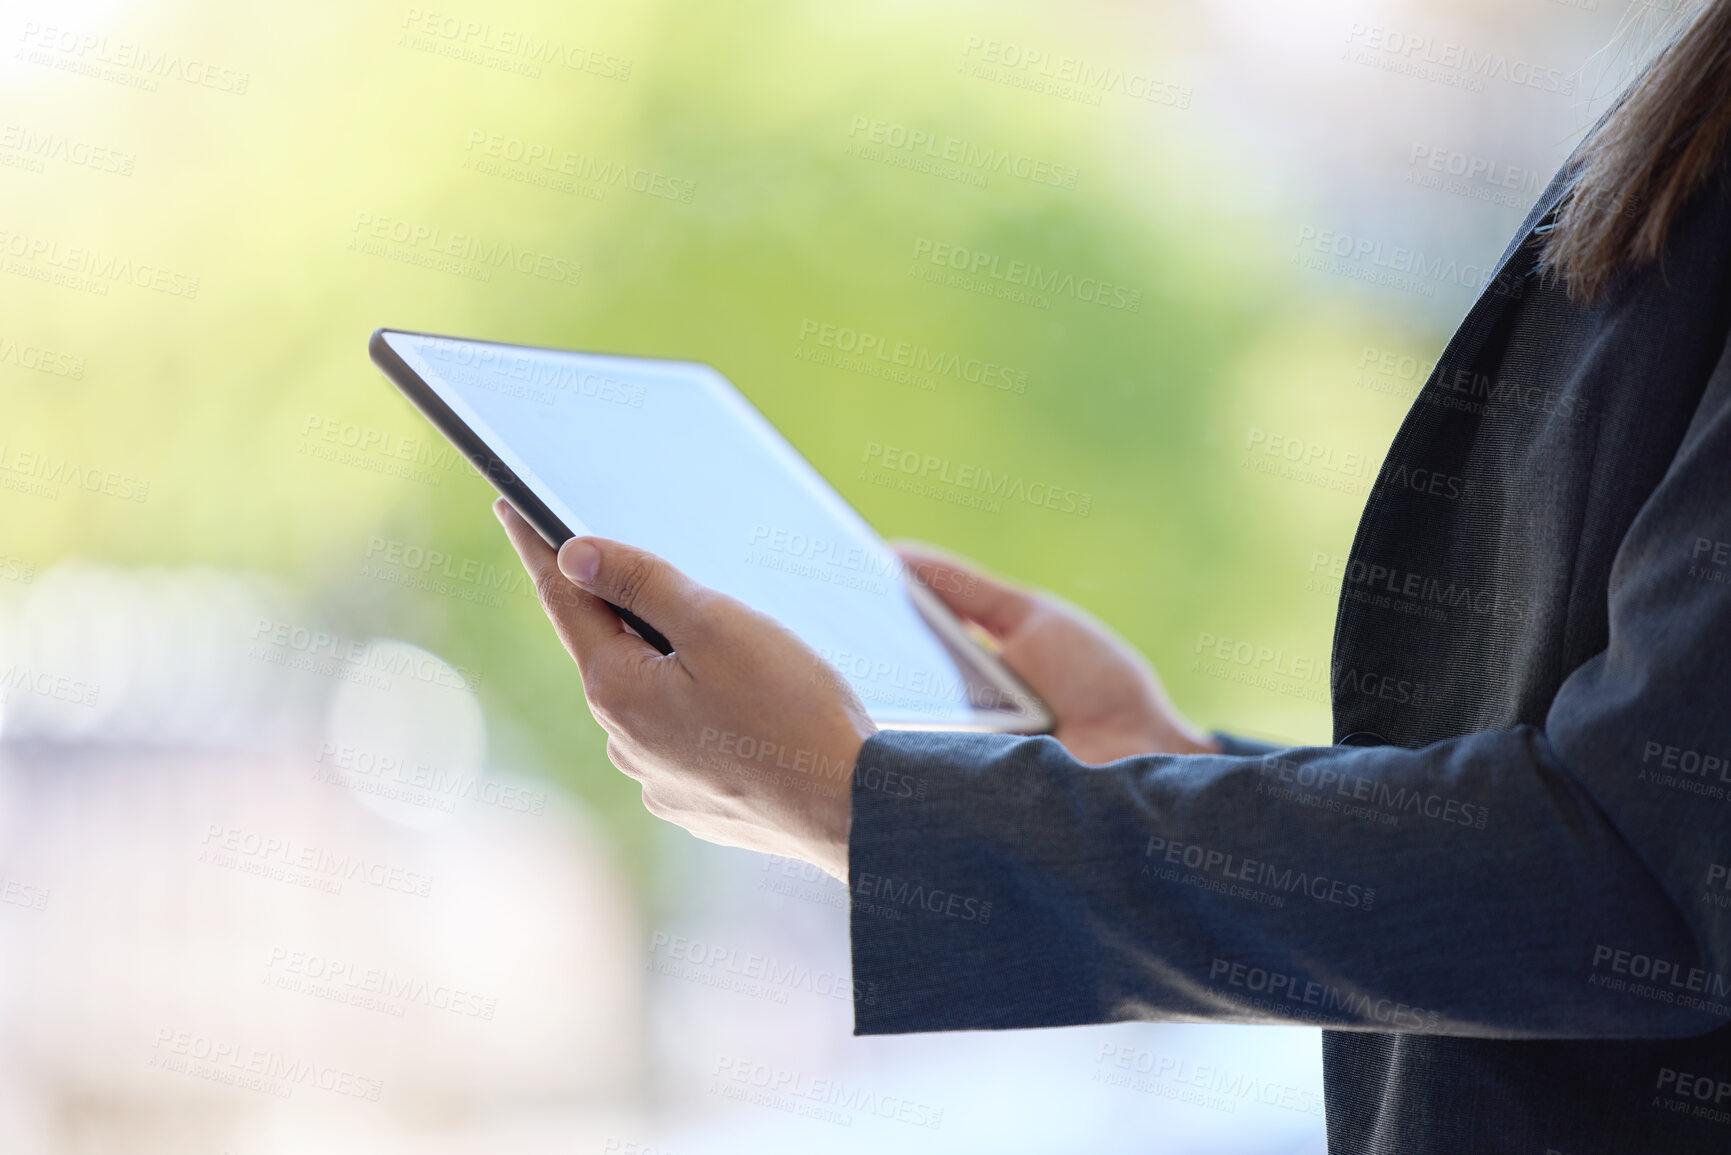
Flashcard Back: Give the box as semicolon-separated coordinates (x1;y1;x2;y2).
1144;714;1221;756
1171;729;1222;755
809;720;871;883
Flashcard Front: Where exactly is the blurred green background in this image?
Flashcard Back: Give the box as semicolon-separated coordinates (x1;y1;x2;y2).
3;0;1458;875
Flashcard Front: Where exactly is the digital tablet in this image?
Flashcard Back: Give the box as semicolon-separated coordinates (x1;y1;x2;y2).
368;329;1054;733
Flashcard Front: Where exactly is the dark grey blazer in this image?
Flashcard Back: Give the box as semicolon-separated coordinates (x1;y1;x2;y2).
847;142;1731;1152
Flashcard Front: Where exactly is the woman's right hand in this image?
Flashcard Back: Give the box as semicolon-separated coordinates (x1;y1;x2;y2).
893;543;1219;765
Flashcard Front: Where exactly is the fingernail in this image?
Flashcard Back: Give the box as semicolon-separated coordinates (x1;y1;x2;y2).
491;498;510;524
558;539;601;585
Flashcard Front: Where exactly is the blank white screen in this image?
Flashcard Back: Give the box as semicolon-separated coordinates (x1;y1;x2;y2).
384;331;1003;727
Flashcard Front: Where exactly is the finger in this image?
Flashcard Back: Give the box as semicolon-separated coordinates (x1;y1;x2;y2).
554;534;711;648
605;736;645;781
889;540;1036;639
493;500;657;680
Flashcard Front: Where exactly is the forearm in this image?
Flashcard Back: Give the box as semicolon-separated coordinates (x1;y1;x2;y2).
848;727;1716;1039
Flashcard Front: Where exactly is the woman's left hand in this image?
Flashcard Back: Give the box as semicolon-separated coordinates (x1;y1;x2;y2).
494;499;874;881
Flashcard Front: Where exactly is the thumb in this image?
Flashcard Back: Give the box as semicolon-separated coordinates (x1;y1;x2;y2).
891;541;1036;641
557;537;708;648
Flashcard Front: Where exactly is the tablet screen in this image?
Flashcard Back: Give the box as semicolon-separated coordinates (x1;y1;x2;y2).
379;331;1040;729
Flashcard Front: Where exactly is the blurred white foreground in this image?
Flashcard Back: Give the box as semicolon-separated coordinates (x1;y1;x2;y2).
0;563;647;1154
0;564;1326;1155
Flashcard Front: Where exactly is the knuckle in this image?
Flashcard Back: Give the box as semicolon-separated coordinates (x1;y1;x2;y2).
583;659;650;728
612;552;658;609
604;736;641;778
584;676;623;726
533;568;573;614
680;590;724;643
1025;594;1061;625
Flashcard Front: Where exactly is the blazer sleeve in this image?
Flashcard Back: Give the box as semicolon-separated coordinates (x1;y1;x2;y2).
848;338;1731;1041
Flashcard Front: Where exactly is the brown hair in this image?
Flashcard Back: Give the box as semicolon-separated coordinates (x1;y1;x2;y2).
1542;0;1731;304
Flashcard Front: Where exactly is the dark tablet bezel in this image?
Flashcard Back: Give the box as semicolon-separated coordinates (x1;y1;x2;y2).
368;327;671;653
367;326;1054;733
